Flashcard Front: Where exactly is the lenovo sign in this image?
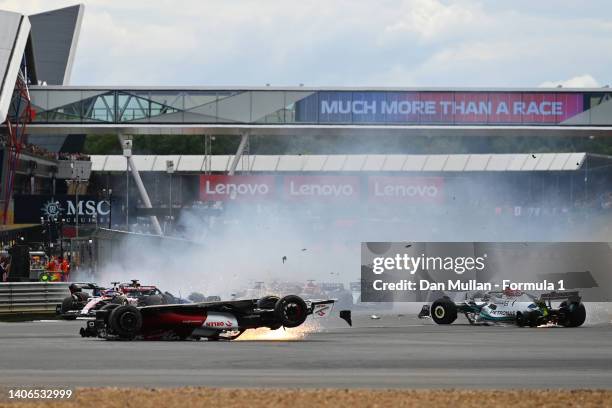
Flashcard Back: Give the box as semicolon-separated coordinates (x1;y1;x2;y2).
368;177;444;203
283;176;360;202
199;175;276;202
199;175;442;203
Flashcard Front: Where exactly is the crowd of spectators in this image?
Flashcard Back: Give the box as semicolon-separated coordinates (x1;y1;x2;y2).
0;134;90;161
57;152;91;161
22;142;57;160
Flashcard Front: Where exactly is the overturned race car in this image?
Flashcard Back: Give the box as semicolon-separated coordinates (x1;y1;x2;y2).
419;290;586;327
80;294;352;341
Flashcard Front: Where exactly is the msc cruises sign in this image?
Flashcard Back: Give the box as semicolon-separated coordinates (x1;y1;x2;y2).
14;195;110;224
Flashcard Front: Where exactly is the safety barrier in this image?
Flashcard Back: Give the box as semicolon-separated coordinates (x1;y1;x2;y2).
0;282;70;318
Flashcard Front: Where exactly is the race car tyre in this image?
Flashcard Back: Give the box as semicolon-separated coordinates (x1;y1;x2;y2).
518;310;541;327
60;296;76;314
108;305;142;338
274;295;308;328
257;295;280;309
430;298;457;325
69;284;81;293
99;303;120;324
516;312;527;327
560;302;586;327
527;311;540;327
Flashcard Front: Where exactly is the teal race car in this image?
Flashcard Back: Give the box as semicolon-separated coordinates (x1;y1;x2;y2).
418;290;586;327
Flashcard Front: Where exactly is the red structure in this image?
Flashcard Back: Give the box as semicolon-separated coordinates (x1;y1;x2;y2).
2;71;34;224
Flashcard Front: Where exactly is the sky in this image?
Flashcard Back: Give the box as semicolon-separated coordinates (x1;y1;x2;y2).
1;0;610;88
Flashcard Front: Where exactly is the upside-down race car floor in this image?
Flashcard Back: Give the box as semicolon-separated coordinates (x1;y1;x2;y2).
0;313;611;389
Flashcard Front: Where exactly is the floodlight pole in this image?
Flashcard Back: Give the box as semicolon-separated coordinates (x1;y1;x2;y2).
70;159;79;241
166;160;175;233
126;158;129;230
69;159;83;275
118;134;163;236
228;132;249;175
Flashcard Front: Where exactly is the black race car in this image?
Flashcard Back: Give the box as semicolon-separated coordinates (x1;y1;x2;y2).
80;295;352;341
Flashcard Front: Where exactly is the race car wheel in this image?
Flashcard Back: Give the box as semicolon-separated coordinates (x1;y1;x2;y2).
560;302;586;327
108;305;142;338
275;295;308;328
99;303;120;324
257;295;280;309
526;311;540;327
516;312;527;327
518;310;543;327
430;298;457;325
60;296;76;314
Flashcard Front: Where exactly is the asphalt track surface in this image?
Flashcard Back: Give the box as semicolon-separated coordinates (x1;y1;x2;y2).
1;314;611;389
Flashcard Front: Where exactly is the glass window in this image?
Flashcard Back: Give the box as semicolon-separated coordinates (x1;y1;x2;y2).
118;91;152;122
45;90;85;122
284;91;318;123
148;91;183;123
252;91;285;123
217;91;250;123
82;91;114;122
183;91;217;123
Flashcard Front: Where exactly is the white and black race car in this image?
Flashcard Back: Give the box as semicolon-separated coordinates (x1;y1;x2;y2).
419;290;586;327
80;295;352;341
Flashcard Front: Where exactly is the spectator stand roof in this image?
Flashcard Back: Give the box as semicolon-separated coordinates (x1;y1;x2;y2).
90;152;596;173
0;9;30;124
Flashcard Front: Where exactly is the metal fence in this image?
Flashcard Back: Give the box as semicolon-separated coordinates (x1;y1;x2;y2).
0;282;70;318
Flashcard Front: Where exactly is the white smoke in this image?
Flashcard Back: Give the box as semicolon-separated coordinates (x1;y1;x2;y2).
92;160;612;312
94;203;360;299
